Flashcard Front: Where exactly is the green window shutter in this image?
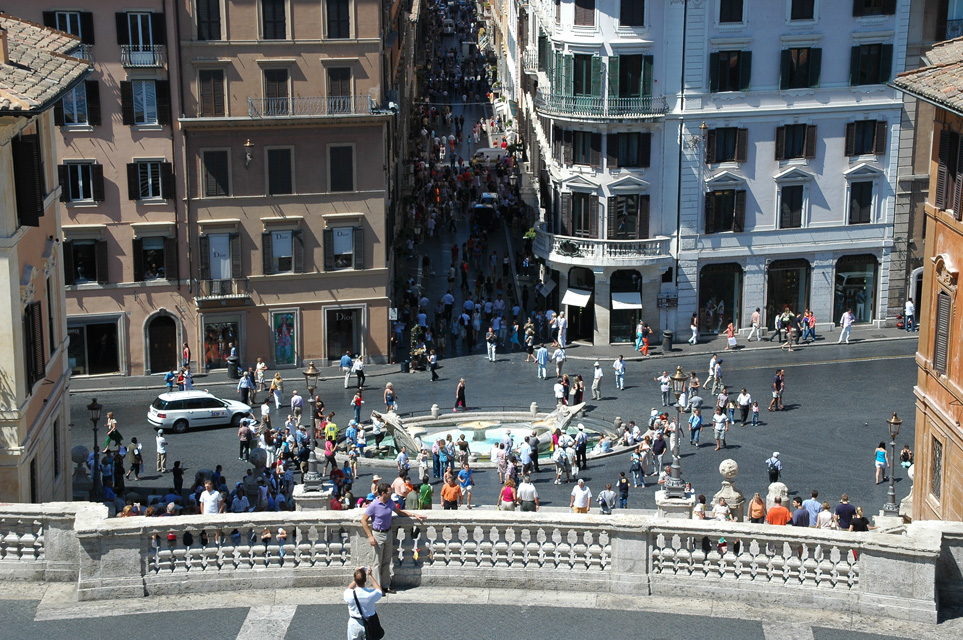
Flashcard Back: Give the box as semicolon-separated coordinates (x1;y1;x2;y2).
640;133;651;168
733;191;747;232
705;193;716;234
353;226;364;270
588;197;599;239
779;50;792;90
323;229;335;271
708;52;720;92
705;130;717;165
642;55;654;96
198;236;210;279
879;44;893;83
804;125;817;159
738;51;752;91
606;134;619;169
808;48;822;87
638;195;650;239
590;55;602;97
850;46;861;86
262;232;274;275
563;53;574;97
608;56;620;100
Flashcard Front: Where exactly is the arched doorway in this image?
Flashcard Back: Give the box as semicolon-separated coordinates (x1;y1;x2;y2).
148;315;177;374
564;267;595;343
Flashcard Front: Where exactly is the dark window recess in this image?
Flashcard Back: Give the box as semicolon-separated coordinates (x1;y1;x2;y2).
609;54;653;99
779;185;804;229
620;0;644;26
845;120;887;156
43;11;95;44
328;67;351;96
572;54;601;97
329;146;354;192
262;0;286;39
606;194;649;239
267;148;293;195
196;0;222;41
709;50;752;92
127;162;173;200
264;69;289;113
58;163;105;202
849;181;874;224
853;0;897;17
327;0;351;38
607;132;651;168
571;192;598;238
775;124;817;160
704;189;747;234
705;127;748;164
719;0;743;22
574;0;596;27
931;436;943;500
203;150;230;197
133;236;175;281
62;239;108;285
23;301;45;391
933;291;951;375
780;48;821;89
12;134;45;228
198;69;225;116
791;0;815;20
850;43;893;86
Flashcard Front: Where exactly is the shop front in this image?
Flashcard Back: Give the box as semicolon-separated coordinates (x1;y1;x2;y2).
562;267;594;343
766;259;811;328
67;316;122;376
325;306;364;361
834;254;879;324
699;263;744;335
271;309;299;367
610;269;643;344
202;315;241;371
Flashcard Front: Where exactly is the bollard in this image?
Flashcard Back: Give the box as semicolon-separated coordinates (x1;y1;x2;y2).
530;402;538;417
431;404;440;418
614;417;623;430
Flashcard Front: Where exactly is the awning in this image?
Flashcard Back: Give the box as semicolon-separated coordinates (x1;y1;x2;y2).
561;287;593;308
611;292;643;310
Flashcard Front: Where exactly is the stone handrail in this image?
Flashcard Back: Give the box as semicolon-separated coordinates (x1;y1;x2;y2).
533;228;672;266
3;503;961;621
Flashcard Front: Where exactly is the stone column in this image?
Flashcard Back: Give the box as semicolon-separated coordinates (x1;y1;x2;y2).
593;272;610;345
655;490;695;519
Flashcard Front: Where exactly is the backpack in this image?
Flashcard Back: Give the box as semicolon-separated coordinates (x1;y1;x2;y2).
767;458;779;473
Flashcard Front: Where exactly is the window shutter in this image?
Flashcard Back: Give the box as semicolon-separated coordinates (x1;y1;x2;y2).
155;81;171;125
704;193;716;234
86;81;101;126
590;133;601;168
323;228;335;270
638;195;650;239
733;190;747;232
936;130;950;210
116;13;130;45
561;194;573;235
563;130;573;165
845;122;856;156
58;166;70;202
23;304;35;389
12;134;44;227
80;13;95;44
953;141;963;216
94;239;108;284
735;128;748;163
608;56;620;100
120;82;134;125
127;163;140;200
874;121;887;155
708;52;720;92
230;233;242;278
808;48;822;87
779;50;792;91
590;55;602;97
850;46;861;86
642;55;654;96
853;0;865;16
292;230;304;273
262;232;274;275
934;292;951;375
589;197;599;238
353;226;364;270
738;51;752;91
705;130;716;164
150;12;167;44
25;302;44;387
62;241;75;286
164;237;178;281
607;134;619;169
804;125;817;159
132;238;145;281
607;196;617;239
43;12;56;28
160;162;174;199
640;132;652;168
879;44;893;84
775;126;786;161
198;235;211;279
882;0;897;15
553;126;561;160
91;164;105;202
54;98;65;126
563;54;574;97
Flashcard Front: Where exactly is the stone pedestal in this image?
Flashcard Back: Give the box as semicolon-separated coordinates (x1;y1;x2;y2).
712;459;746;521
873;511;904;530
655;490;695;519
292;484;332;511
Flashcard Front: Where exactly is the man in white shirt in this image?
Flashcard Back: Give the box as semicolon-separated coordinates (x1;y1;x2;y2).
155;430;168;473
904;298;916;332
517;475;539;511
838;309;855;344
569;479;592;513
712;498;732;521
654;371;671;407
592;361;603;400
396;446;410;473
747;308;762;341
612;355;626;390
553;378;566;406
345;567;382;640
199;480;224;514
552;345;566;378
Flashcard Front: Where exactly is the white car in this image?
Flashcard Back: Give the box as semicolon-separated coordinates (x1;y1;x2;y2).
148;391;251;434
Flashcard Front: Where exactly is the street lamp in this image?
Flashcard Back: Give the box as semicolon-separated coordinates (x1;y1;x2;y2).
87;398;103;501
883;412;903;515
664;366;689;499
301;362;323;491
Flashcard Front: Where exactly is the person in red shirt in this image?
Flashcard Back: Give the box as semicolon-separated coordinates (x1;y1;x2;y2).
765;496;793;526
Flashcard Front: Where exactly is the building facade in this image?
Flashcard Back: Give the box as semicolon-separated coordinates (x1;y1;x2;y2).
0;14;91;501
895;38;963;522
506;0;911;345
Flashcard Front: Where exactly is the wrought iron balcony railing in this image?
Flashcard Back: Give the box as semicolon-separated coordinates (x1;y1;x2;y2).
533;91;668;120
194;278;251;302
120;44;165;68
247;95;374;118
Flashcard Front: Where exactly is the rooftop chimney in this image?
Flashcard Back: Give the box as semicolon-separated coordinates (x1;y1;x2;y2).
0;29;8;66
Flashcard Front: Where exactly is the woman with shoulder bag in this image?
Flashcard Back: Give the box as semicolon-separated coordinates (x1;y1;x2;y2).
345;567;385;640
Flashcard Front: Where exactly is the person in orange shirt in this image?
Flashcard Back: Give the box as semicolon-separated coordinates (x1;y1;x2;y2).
765;496;793;526
439;475;463;510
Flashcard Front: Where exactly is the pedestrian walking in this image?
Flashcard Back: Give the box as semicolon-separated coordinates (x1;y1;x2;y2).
655;371;671;407
737;388;752;425
747;308;762;341
155;429;168;473
353;354;366;389
344;566;383;640
486;325;497;361
352;390;364;424
768;369;785;411
592;361;603;400
270;372;283;409
429;349;439;382
711;407;729;451
904;298;917;332
383;383;397;412
688;313;699;345
613;355;626;390
237;371;254;405
766;451;783;483
535;344;550;379
552;344;566;379
569;478;592;513
454;378;467;412
838;309;855;344
340;350;354;388
875;441;889;484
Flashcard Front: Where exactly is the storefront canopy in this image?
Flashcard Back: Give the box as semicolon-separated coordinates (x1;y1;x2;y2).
611;292;643;310
561;287;593;308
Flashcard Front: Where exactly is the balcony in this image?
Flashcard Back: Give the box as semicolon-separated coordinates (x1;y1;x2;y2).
120;44;166;68
534;227;672;267
534;91;668;120
947;18;963;39
70;44;92;61
247;95;374;118
194;278;251;304
523;47;539;75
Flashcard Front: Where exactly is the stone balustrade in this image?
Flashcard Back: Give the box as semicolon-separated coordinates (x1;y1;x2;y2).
2;503;962;623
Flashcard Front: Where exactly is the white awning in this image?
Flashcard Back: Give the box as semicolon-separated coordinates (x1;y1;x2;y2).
561;287;593;308
611;292;643;310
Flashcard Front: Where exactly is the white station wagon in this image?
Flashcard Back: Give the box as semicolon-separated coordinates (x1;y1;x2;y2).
148;391;251;434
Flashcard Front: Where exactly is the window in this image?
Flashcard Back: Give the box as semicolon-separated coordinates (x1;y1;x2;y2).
53;419;61;479
607;194;650;239
120;11;165;49
329;145;355;192
58;82;96;126
607;132;651;168
121;80;171;126
935;129;963;216
43;11;94;44
262;229;304;274
791;0;815;20
23;301;45;390
931;436;944;500
203;150;230;197
133;80;157;125
196;0;222;40
324;227;364;270
610;54;653;99
572;192;594;237
573;131;592;165
775;124;816;160
709;50;751;92
264;69;289;115
620;0;644;27
267;148;293;195
780;48;821;89
46;277;56;357
719;0;744;23
199;233;241;280
574;0;596;27
850;43;893;86
63;239;108;284
127;161;173;200
706;127;748;164
198;70;225;116
845;120;887;156
327;0;351;39
849;181;873;224
133;236;176;281
262;0;286;39
704;189;746;233
67;321;120;375
59;163;105;203
779;185;804;228
572;54;596;96
328;68;351;96
12;133;45;228
853;0;897;17
555;0;561;24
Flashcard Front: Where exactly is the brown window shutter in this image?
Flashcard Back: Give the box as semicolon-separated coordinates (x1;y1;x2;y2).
640;133;651;168
58;165;70;202
323;228;335;271
639;195;650;239
127;163;140;200
292;230;304;273
589;197;599;238
733;190;747;232
804;125;817;159
845;122;856;156
150;12;167;44
12;134;45;227
607;134;619;170
132;238;145;281
954;140;963;216
774;126;786;161
54;98;65;126
80;12;95;44
933;291;951;375
353;226;364;270
155;81;171;125
874;121;887;155
735;129;748;163
230;233;242;278
262;231;274;275
63;242;75;286
164;237;178;281
86;81;101;126
116;13;130;45
42;12;56;28
563;130;573;165
705;130;716;164
160;162;174;199
32;302;45;383
607;196;617;239
92;164;105;202
936;130;950;210
94;239;109;284
590;133;601;168
561;194;573;235
198;236;211;279
120;82;134;125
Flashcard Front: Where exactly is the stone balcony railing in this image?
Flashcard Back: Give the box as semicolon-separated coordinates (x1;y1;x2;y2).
522;47;539;75
533;227;672;267
534;92;668;120
2;502;961;622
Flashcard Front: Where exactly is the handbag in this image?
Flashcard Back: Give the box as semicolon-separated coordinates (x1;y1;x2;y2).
352;588;385;640
727;337;737;347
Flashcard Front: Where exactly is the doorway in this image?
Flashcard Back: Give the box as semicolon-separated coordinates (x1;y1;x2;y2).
148;315;177;374
565;267;595;343
766;259;811;329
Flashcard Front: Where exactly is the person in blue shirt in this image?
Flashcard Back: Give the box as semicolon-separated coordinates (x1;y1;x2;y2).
801;490;821;527
345;420;359;447
342;460;354;493
340;351;354;388
535;344;550;379
457;463;474;509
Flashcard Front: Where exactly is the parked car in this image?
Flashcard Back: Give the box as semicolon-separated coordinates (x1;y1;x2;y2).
471;147;506;165
148;391;251;434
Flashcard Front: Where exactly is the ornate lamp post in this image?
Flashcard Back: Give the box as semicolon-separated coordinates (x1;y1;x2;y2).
883;412;903;515
301;362;322;491
664;366;689;499
88;398;103;501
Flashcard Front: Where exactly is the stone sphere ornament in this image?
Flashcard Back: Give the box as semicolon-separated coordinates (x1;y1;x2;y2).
719;458;739;481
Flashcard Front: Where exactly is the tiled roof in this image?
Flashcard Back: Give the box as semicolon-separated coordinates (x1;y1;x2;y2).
894;37;963;117
0;12;91;113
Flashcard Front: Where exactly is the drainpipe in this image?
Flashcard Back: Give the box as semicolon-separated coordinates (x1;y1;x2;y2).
171;0;192;301
674;0;690;329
